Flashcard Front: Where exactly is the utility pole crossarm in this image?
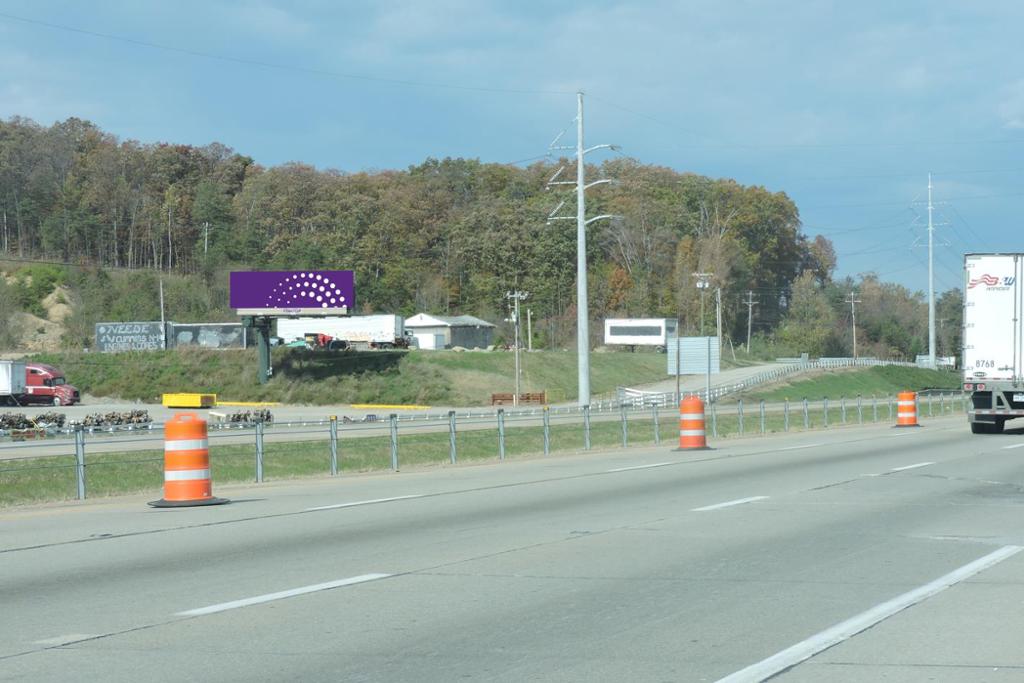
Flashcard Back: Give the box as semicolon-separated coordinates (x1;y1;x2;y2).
585;214;622;226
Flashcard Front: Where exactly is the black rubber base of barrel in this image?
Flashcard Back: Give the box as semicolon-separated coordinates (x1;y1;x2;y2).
673;446;714;451
892;424;922;428
147;496;230;508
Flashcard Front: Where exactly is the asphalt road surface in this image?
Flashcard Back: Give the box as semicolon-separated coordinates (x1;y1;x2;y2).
3;415;1024;682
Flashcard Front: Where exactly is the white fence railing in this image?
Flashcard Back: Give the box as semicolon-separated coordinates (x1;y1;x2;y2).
616;358;917;408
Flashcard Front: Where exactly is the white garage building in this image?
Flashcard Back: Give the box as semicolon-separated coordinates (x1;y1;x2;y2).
404;314;496;350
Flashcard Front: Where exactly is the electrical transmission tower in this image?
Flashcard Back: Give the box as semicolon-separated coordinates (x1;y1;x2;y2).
546;92;620;407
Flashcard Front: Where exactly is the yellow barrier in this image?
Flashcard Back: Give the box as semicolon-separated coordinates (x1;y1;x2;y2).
350;403;431;410
161;393;217;409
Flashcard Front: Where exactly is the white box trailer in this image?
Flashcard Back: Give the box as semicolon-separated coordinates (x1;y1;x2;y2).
276;314;408;348
963;253;1024;433
0;359;27;405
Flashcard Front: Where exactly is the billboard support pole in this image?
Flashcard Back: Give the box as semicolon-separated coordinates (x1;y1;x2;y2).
243;315;273;385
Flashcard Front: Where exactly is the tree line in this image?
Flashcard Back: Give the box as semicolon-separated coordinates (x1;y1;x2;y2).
0;115;959;358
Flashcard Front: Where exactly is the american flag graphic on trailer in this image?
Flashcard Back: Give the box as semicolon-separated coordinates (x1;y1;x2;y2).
968;274;1000;288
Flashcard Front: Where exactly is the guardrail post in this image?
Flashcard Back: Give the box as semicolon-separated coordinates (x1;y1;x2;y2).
759;400;766;434
857;395;863;424
888;395;894;421
651;403;660;445
74;424;86;500
497;408;506;460
823;398;829;428
928;393;934;417
803;398;809;429
841;396;847;424
255;420;265;483
389;414;399;471
784;399;790;432
620;404;628;447
329;415;339;476
711;402;718;438
872;395;878;422
543;406;551;455
940;392;945;414
738;399;744;436
448;410;457;464
583;405;591;450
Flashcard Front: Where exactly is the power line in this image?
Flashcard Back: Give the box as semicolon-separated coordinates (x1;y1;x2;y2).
0;11;573;96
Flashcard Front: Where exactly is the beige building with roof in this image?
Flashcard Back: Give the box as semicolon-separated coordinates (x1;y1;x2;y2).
404;313;496;350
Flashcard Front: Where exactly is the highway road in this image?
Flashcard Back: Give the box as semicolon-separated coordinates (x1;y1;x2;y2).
2;415;1023;682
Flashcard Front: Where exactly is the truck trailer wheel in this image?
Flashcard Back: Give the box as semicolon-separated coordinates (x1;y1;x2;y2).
52;397;62;407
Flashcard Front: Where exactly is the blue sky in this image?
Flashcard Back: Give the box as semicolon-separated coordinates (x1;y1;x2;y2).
2;1;1023;294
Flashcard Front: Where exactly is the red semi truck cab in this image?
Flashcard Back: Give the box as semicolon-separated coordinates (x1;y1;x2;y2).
23;363;80;406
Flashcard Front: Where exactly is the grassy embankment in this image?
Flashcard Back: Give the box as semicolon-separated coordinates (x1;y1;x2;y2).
28;348;669;406
738;365;961;402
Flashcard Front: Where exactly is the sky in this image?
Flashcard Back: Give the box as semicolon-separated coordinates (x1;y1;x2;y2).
2;1;1024;295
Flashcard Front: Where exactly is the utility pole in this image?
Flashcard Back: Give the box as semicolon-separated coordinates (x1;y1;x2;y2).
159;278;166;350
716;286;722;356
506;290;528;407
927;173;936;369
203;221;210;256
845;292;861;359
546;92;619;407
744;290;757;352
527;308;533;351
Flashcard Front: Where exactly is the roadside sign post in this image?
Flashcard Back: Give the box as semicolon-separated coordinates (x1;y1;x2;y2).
543;406;551;455
448;411;457;464
389;415;399;471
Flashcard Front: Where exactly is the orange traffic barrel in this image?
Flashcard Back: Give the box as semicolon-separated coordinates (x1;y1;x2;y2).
675;395;712;450
894;391;921;428
149;412;229;507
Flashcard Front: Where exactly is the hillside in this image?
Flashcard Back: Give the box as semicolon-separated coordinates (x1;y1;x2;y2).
28;348;670;406
739;365;961;402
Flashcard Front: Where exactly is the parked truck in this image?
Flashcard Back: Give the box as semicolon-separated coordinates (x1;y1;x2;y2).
0;361;79;406
963;253;1024;433
276;314;412;350
0;360;27;406
23;363;80;406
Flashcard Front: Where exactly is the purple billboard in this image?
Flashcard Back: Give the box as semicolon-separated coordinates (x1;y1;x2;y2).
230;270;355;315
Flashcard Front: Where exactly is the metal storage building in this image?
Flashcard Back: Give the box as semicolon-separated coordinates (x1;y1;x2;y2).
404;314;495;350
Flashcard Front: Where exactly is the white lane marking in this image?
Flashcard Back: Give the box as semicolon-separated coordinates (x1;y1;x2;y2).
176;573;392;617
305;495;423;512
889;461;934;472
1002;443;1024;450
771;443;823;452
691;496;768;512
715;545;1023;683
607;462;675;473
34;634;98;646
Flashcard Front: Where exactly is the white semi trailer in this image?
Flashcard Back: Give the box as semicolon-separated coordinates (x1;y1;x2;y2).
963;253;1024;433
276;314;411;350
0;359;27;406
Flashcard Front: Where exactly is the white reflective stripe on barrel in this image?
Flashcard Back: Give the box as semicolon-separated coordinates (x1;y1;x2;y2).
897;401;915;407
680;429;706;437
680;413;705;420
165;438;209;452
164;468;211;481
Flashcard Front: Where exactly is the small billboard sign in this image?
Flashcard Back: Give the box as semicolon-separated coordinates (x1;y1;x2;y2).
230;270;354;316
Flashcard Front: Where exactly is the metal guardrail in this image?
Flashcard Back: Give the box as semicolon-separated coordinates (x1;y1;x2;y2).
0;391;970;505
615;358;918;408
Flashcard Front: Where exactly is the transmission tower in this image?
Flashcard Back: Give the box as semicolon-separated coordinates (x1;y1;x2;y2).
546;92;620;407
